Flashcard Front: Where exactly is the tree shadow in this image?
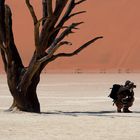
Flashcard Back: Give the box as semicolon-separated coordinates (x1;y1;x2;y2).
41;110;140;118
133;111;140;113
42;111;116;117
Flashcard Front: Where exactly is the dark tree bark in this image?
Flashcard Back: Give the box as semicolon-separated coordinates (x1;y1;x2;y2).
0;0;103;113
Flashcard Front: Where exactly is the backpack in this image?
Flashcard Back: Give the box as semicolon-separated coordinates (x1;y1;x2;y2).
109;84;121;100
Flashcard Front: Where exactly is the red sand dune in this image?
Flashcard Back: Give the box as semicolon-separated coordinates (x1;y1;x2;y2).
0;0;140;73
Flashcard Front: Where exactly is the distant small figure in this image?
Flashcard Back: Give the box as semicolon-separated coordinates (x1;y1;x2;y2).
109;80;136;113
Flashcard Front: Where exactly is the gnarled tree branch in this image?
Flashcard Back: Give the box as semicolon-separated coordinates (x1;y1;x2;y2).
39;0;68;51
38;41;72;63
0;0;6;43
0;2;23;70
49;36;103;61
25;0;38;25
4;5;23;68
25;0;41;55
46;0;53;17
47;0;87;49
42;0;48;25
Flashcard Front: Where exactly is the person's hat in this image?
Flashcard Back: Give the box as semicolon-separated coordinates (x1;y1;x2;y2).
129;82;136;88
125;80;131;86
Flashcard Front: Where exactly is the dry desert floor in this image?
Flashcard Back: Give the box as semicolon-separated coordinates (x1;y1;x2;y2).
0;73;140;140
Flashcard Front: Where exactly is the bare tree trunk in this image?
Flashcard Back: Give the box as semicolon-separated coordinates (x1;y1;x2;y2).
7;68;41;113
0;1;40;113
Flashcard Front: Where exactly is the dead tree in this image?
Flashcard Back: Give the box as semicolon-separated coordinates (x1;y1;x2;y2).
0;0;103;113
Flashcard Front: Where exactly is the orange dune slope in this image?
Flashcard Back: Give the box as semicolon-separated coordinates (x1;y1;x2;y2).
0;0;140;73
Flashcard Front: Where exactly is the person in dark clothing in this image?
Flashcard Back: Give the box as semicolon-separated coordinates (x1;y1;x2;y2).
115;80;136;113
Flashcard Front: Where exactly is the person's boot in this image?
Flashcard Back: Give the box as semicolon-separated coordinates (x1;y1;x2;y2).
117;108;121;113
123;108;132;113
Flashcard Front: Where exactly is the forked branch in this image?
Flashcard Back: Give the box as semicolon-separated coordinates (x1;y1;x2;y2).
50;36;103;61
40;0;68;50
47;0;87;49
